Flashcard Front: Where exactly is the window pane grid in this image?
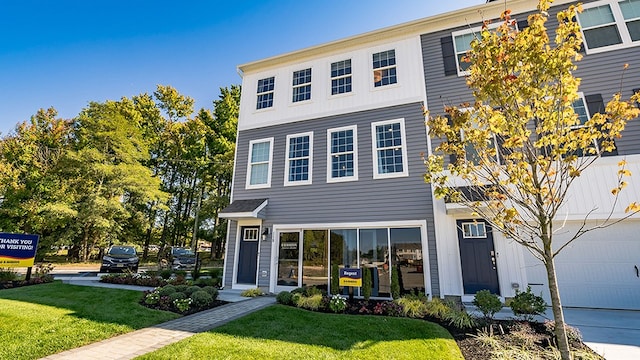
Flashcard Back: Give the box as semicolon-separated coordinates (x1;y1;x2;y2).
287;135;310;183
248;140;271;186
256;77;275;110
374;122;404;175
372;50;397;87
331;60;352;95
292;69;312;102
330;129;355;178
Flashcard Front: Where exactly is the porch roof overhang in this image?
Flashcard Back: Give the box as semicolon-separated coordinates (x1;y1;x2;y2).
219;198;268;220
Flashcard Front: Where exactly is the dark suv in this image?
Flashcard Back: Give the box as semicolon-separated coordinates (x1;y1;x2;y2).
100;245;139;273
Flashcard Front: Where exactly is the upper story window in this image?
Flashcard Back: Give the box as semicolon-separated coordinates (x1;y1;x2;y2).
372;50;397;87
331;59;352;95
327;125;358;182
285;132;313;186
246;138;274;189
577;0;640;53
292;68;312;102
571;93;591;127
452;23;504;76
371;119;409;179
256;77;275;110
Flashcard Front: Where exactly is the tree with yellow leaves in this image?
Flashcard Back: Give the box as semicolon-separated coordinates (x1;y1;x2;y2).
424;1;639;359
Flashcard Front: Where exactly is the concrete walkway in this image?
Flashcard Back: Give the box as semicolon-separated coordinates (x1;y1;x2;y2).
40;295;276;360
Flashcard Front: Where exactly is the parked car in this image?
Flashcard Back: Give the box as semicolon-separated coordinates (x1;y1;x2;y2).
100;245;139;273
160;246;197;271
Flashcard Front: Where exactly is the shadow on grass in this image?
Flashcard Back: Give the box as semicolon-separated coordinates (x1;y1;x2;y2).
211;304;455;351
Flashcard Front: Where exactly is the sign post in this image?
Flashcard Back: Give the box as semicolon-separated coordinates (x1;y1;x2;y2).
0;233;40;280
339;268;362;301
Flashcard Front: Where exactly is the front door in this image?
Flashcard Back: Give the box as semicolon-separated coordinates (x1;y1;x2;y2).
236;226;259;284
457;219;499;294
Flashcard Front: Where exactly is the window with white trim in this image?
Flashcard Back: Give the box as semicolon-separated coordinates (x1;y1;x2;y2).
462;222;487;238
256;77;275;110
372;50;397;87
571;93;591;127
292;68;312;102
285;132;313;186
331;59;352;95
243;228;259;241
576;0;640;53
458;108;500;165
371;119;409;179
246;138;274;189
327;125;358;182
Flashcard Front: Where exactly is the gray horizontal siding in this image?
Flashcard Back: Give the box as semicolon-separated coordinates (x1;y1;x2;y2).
230;102;440;295
421;0;640;155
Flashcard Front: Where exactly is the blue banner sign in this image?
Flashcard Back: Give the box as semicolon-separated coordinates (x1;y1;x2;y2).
339;268;362;287
0;233;40;267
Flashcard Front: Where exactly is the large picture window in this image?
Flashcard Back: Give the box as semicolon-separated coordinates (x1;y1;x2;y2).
285;132;313;186
327;125;358;182
577;0;640;53
371;119;409;179
245;138;274;189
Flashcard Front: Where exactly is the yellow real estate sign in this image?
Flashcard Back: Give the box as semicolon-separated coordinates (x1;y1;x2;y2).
339;268;362;287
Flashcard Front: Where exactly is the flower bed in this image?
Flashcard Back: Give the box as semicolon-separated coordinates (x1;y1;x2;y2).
140;284;227;315
0;264;55;290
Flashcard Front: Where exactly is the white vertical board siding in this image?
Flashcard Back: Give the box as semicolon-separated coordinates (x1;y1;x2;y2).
238;37;427;131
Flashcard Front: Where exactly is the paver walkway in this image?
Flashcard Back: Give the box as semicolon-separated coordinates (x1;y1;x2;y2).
40;296;276;360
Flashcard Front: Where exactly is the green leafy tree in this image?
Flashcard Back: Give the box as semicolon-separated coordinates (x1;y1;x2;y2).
424;1;639;358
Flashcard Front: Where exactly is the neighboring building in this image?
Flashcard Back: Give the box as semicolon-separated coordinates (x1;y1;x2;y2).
221;0;640;310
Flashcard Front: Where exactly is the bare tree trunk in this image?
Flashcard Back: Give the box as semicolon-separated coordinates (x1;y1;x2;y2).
543;236;572;360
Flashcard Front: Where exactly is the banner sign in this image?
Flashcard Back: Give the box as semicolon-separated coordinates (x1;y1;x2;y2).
0;233;40;268
339;268;362;287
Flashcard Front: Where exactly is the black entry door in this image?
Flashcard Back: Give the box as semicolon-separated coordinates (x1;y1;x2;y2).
236;226;259;284
457;220;499;294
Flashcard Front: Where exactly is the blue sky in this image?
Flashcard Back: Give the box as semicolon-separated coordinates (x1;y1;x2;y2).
0;0;481;135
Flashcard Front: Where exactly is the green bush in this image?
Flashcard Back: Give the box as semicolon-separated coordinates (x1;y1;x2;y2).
473;290;503;320
391;267;400;299
292;286;323;297
362;267;372;300
194;277;220;287
159;269;173;280
201;286;219;299
330;264;340;295
241;288;264;297
510;286;547;321
276;291;293;305
168;291;187;302
174;284;189;293
185;285;203;296
395;297;427;318
0;268;19;282
190;290;213;308
158;285;177;297
425;298;451;319
444;308;477;330
295;294;324;311
206;268;223;278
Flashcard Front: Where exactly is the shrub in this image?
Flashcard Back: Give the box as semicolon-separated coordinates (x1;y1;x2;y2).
174;284;189;293
291;293;303;306
276;291;293;305
425;298;451;319
158;285;177;297
168;291;187;302
241;288;264;297
362;267;372;300
295;294;323;311
372;301;403;317
395;297;427;318
473;290;503;320
207;268;223;278
444;308;477;330
159;269;173;279
194;277;220;287
510;286;547;321
191;290;213;308
201;286;219;299
185;285;203;296
191;268;201;280
329;295;347;313
143;290;161;305
173;298;191;312
391;267;400;299
330;264;340;295
544;320;583;343
175;270;187;278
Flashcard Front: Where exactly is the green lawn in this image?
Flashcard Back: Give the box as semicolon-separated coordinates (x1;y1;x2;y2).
137;305;464;360
0;282;178;360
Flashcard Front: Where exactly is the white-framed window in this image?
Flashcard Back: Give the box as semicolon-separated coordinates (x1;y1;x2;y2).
331;59;352;95
285;132;313;186
372;50;397;87
452;22;505;76
576;0;640;53
292;68;312;102
462;222;487;238
246;137;274;189
327;125;358;182
256;77;275;110
571;92;591;127
458;108;500;165
243;228;259;241
371;118;409;179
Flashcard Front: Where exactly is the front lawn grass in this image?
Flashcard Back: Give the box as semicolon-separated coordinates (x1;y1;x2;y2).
0;282;178;360
137;305;464;360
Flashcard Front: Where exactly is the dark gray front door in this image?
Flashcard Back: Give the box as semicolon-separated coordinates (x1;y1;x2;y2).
457;220;499;295
236;226;259;284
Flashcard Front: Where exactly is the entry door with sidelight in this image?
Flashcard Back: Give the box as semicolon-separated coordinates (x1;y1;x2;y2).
236;226;260;285
457;220;499;294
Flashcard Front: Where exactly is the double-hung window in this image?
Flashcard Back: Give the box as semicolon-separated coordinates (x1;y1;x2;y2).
285;132;313;186
246;138;274;189
327;125;358;182
372;50;397;87
577;0;640;53
371;119;409;179
256;77;275;110
331;59;352;95
292;68;312;102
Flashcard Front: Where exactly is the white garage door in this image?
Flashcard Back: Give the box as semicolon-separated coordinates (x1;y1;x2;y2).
523;220;640;310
